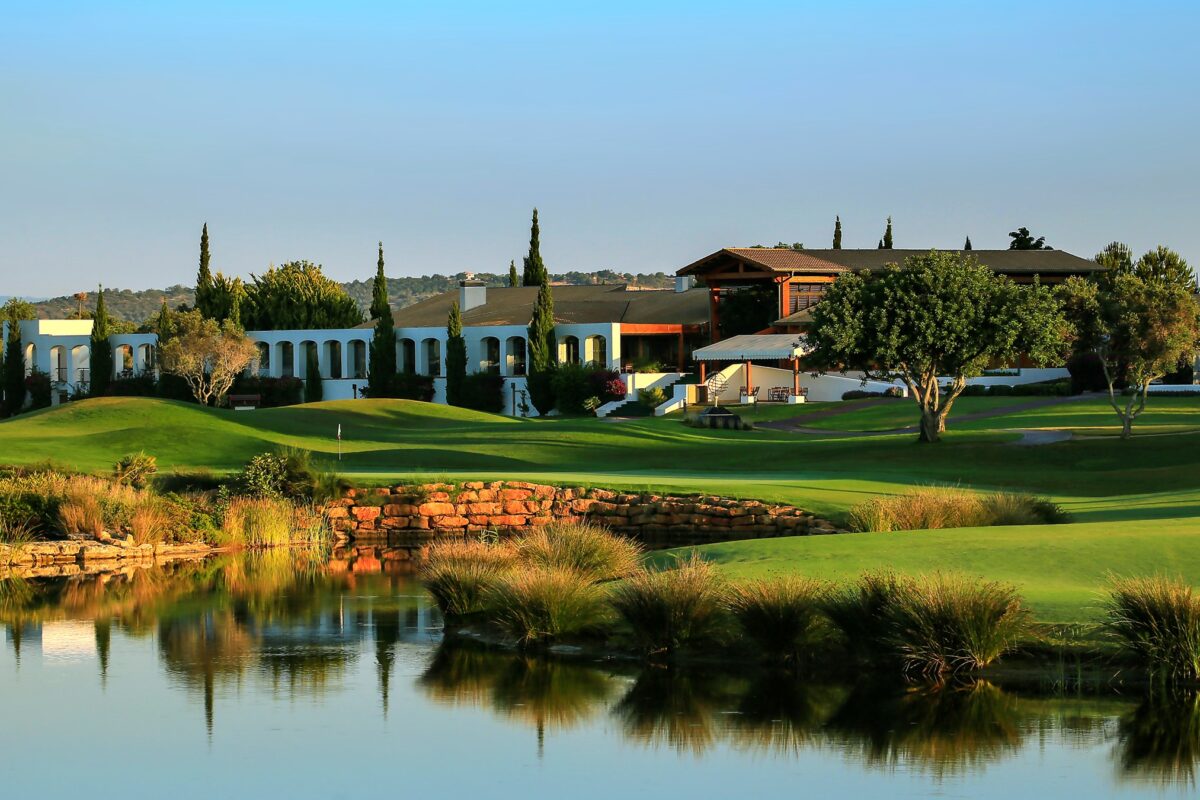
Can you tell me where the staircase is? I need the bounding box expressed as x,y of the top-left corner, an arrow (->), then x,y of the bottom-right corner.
597,373 -> 686,418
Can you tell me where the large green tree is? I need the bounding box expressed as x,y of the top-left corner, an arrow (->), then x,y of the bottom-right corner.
445,300 -> 467,406
807,251 -> 1069,443
522,208 -> 548,287
89,286 -> 113,395
1061,270 -> 1199,438
158,310 -> 257,406
526,281 -> 556,414
1008,227 -> 1051,250
508,260 -> 519,287
194,223 -> 215,317
367,242 -> 397,397
832,216 -> 842,249
241,261 -> 364,330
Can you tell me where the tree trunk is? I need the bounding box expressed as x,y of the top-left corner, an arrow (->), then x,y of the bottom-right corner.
1121,415 -> 1133,439
919,409 -> 941,443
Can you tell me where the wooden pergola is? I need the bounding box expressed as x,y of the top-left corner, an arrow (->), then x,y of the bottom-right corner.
692,334 -> 812,401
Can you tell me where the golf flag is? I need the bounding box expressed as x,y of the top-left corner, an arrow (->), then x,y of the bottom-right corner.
337,424 -> 342,440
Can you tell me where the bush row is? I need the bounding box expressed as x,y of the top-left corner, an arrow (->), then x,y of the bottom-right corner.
847,486 -> 1068,532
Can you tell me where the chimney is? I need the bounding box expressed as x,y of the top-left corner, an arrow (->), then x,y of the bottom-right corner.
674,275 -> 693,293
459,274 -> 486,311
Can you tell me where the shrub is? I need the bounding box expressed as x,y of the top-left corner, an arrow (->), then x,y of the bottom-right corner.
228,375 -> 304,407
459,373 -> 506,413
154,468 -> 225,493
25,371 -> 52,410
106,373 -> 158,397
552,363 -> 597,414
484,565 -> 612,645
611,554 -> 730,657
364,372 -> 435,401
515,521 -> 643,581
883,573 -> 1030,676
726,577 -> 834,664
221,497 -> 294,547
841,388 -> 904,400
847,487 -> 1067,532
1105,575 -> 1200,683
238,448 -> 349,502
590,370 -> 626,401
630,357 -> 664,373
112,451 -> 158,489
637,387 -> 668,408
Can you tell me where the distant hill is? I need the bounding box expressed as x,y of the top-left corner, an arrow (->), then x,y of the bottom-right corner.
28,270 -> 674,325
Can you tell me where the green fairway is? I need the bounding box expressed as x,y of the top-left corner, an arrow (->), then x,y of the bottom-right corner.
667,519 -> 1200,623
2,395 -> 1198,623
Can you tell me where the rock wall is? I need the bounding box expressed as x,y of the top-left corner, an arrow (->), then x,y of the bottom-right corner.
323,481 -> 840,541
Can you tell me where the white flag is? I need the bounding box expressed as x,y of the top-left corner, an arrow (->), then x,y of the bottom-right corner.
337,424 -> 342,440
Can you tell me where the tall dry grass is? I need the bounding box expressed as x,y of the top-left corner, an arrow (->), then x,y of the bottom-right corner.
59,495 -> 105,537
221,497 -> 294,547
847,486 -> 1067,532
726,577 -> 834,663
514,521 -> 642,581
1105,575 -> 1200,683
485,565 -> 612,644
610,554 -> 730,657
421,538 -> 519,617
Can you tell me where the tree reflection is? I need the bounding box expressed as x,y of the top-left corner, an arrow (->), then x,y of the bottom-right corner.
728,672 -> 848,755
612,668 -> 744,756
1117,690 -> 1200,787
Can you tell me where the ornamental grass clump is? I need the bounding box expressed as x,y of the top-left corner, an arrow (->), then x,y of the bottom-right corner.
611,554 -> 730,657
221,497 -> 294,547
726,577 -> 835,664
421,538 -> 518,618
1105,575 -> 1200,684
822,571 -> 905,658
515,521 -> 642,581
484,565 -> 612,645
882,573 -> 1030,677
847,486 -> 1067,532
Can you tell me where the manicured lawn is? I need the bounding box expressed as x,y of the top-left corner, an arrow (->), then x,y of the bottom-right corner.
3,395 -> 1199,625
670,518 -> 1200,624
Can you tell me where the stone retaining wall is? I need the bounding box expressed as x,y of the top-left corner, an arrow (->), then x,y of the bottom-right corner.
323,481 -> 840,540
1,541 -> 213,579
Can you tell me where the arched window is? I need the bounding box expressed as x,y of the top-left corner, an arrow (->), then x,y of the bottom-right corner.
324,340 -> 342,379
300,340 -> 319,378
506,337 -> 526,376
399,338 -> 416,374
50,346 -> 67,383
137,343 -> 156,373
350,340 -> 367,379
277,341 -> 295,378
23,343 -> 36,376
480,337 -> 500,375
586,335 -> 607,367
423,338 -> 442,376
255,342 -> 271,375
561,335 -> 580,365
71,344 -> 90,386
115,344 -> 134,377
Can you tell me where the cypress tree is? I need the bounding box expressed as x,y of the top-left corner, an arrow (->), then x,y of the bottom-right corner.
155,299 -> 175,339
304,346 -> 323,402
526,281 -> 557,414
89,286 -> 113,396
832,216 -> 842,249
508,260 -> 519,287
195,223 -> 214,317
882,216 -> 893,249
445,301 -> 467,406
964,236 -> 972,251
367,242 -> 397,396
877,239 -> 884,249
522,208 -> 548,286
1,306 -> 29,416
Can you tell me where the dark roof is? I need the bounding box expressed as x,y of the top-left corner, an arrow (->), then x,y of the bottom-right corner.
678,247 -> 1103,277
369,284 -> 710,329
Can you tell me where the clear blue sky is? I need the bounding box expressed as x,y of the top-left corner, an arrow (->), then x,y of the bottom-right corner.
2,0 -> 1197,297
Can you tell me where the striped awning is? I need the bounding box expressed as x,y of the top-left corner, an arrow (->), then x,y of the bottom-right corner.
692,334 -> 811,362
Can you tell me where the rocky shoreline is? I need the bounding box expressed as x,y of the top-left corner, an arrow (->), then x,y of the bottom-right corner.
1,540 -> 214,579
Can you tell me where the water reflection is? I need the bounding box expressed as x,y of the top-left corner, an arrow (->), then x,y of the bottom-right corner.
4,549 -> 1200,789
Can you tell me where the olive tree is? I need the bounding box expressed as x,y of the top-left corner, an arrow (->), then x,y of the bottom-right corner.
807,250 -> 1069,443
1060,271 -> 1199,438
158,310 -> 258,406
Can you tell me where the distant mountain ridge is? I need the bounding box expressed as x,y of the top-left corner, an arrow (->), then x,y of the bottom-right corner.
25,270 -> 673,324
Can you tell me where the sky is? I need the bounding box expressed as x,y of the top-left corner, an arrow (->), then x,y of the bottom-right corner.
1,0 -> 1198,297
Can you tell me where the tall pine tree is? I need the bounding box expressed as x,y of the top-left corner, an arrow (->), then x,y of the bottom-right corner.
1,301 -> 33,416
89,286 -> 113,396
526,281 -> 557,414
882,216 -> 893,249
304,345 -> 323,402
367,242 -> 397,396
832,216 -> 842,249
522,208 -> 548,286
508,260 -> 519,287
964,236 -> 973,251
195,223 -> 214,317
445,301 -> 467,406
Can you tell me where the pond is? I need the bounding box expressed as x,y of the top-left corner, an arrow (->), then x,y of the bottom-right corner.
1,548 -> 1197,799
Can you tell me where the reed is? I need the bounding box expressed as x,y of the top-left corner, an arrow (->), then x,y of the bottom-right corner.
59,495 -> 105,537
515,521 -> 643,581
726,577 -> 834,663
611,554 -> 730,657
484,565 -> 612,645
221,497 -> 294,547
